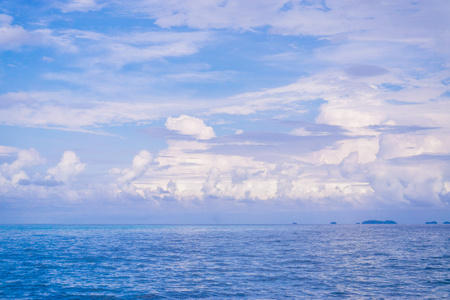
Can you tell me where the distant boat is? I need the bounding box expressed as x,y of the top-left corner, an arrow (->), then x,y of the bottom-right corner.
292,222 -> 298,225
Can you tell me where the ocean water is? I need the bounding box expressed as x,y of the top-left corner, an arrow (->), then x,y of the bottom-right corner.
0,225 -> 449,299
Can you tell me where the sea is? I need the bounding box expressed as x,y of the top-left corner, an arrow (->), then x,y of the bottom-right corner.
0,224 -> 449,299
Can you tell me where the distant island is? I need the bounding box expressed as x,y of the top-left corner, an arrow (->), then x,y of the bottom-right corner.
425,221 -> 437,224
444,221 -> 450,224
361,220 -> 397,224
330,222 -> 337,224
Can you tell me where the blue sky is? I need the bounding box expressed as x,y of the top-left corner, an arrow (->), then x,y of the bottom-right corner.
1,0 -> 450,224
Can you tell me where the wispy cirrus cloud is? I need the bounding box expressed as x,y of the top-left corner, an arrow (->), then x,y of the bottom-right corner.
57,0 -> 105,13
127,0 -> 449,50
0,91 -> 171,131
44,28 -> 212,68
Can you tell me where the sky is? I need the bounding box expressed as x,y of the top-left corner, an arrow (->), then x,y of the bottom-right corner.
0,0 -> 450,224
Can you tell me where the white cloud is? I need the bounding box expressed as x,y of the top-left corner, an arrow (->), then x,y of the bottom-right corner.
0,148 -> 45,178
289,128 -> 311,137
0,91 -> 175,131
130,0 -> 449,51
210,68 -> 450,134
42,56 -> 54,63
125,63 -> 450,208
58,0 -> 104,13
306,137 -> 379,166
0,65 -> 447,210
0,14 -> 80,53
0,14 -> 41,49
47,151 -> 86,183
50,29 -> 211,68
165,115 -> 216,140
108,150 -> 154,199
378,133 -> 445,160
0,148 -> 45,192
2,13 -> 210,65
113,150 -> 153,185
0,145 -> 20,156
164,70 -> 236,82
143,141 -> 364,205
367,159 -> 446,208
319,103 -> 385,128
0,90 -> 223,133
128,138 -> 371,207
92,31 -> 210,68
128,139 -> 278,202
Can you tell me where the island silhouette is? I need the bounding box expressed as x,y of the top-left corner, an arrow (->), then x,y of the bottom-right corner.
361,220 -> 397,224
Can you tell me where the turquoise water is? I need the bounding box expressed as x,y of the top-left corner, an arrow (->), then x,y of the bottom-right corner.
0,225 -> 449,299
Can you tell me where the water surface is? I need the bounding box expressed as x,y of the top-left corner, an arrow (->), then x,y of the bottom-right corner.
1,224 -> 449,298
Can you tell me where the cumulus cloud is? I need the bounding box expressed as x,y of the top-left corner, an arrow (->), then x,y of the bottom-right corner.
0,148 -> 45,179
46,151 -> 86,183
366,159 -> 446,208
0,148 -> 46,196
378,133 -> 445,160
106,150 -> 153,199
136,137 -> 365,206
1,67 -> 448,210
132,116 -> 449,210
113,150 -> 153,185
165,115 -> 216,140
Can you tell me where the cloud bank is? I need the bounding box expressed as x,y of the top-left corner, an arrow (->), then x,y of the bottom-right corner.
0,0 -> 449,223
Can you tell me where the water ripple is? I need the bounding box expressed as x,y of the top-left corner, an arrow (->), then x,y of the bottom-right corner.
0,224 -> 449,299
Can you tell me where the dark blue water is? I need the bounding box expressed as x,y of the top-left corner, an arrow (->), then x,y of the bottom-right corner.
0,225 -> 449,299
